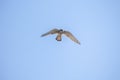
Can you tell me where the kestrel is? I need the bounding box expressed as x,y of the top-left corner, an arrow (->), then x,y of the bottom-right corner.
41,28 -> 80,44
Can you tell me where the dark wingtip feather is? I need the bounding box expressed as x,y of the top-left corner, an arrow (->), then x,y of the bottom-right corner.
41,34 -> 44,37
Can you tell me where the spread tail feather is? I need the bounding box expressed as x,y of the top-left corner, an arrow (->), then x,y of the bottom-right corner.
56,34 -> 62,41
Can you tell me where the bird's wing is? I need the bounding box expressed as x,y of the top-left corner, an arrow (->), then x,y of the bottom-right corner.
63,31 -> 80,44
41,28 -> 59,37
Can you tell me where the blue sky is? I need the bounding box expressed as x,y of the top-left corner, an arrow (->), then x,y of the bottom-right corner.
0,0 -> 120,80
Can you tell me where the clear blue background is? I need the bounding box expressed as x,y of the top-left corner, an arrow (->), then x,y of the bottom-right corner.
1,0 -> 120,80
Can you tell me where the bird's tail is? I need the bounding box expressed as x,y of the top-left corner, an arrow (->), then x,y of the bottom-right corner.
56,34 -> 62,41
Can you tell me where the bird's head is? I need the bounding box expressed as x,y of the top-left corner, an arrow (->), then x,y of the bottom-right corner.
59,29 -> 63,31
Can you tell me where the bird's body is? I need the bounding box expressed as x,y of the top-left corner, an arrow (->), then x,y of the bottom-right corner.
41,28 -> 80,44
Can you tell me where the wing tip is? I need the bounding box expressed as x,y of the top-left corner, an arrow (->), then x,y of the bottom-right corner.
41,34 -> 45,37
77,42 -> 80,45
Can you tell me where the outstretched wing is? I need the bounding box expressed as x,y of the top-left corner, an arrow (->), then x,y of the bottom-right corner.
63,31 -> 80,44
41,28 -> 59,37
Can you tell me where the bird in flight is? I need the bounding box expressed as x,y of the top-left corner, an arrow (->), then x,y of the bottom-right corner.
41,28 -> 80,44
